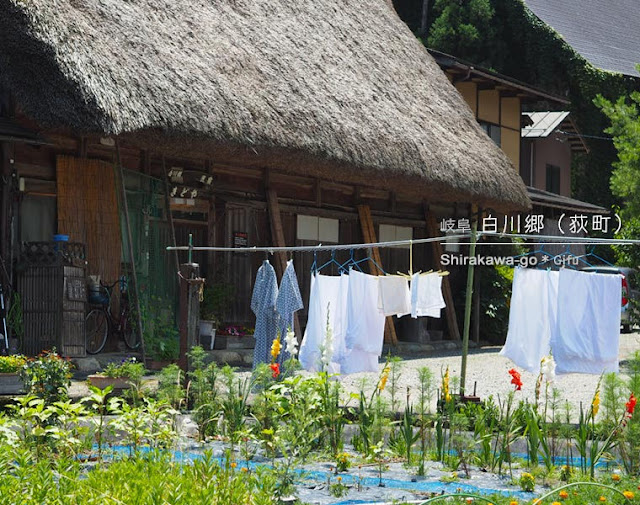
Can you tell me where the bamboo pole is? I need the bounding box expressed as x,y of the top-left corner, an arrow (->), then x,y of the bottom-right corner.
460,204 -> 478,396
115,141 -> 147,363
161,155 -> 180,272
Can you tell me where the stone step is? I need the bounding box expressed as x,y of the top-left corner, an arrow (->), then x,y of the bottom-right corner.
206,348 -> 253,367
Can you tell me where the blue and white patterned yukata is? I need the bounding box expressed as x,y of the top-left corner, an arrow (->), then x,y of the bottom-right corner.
251,260 -> 279,368
275,260 -> 304,365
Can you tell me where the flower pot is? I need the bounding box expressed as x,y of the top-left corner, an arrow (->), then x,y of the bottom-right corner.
144,359 -> 175,371
199,320 -> 217,350
0,373 -> 24,395
87,374 -> 133,390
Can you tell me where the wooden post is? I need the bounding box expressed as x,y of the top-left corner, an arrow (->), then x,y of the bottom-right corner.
357,204 -> 398,345
423,204 -> 461,341
460,205 -> 478,396
178,261 -> 201,372
115,141 -> 147,363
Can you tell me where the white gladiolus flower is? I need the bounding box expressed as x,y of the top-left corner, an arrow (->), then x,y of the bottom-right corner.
284,329 -> 298,356
540,355 -> 556,384
320,304 -> 333,371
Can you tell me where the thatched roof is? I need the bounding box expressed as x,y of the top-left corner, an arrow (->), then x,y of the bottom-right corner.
0,0 -> 530,211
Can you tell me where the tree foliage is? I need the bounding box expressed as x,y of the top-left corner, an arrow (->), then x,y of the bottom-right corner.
427,0 -> 499,67
397,0 -> 640,210
596,80 -> 640,267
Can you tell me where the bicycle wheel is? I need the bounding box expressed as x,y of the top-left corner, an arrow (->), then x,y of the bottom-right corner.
86,308 -> 108,354
122,316 -> 141,350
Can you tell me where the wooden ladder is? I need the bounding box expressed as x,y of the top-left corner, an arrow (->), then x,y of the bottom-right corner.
357,204 -> 398,346
423,204 -> 461,341
266,188 -> 301,338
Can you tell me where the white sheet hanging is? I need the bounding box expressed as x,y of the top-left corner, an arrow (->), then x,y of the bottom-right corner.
298,274 -> 348,373
341,270 -> 385,373
377,275 -> 411,317
552,269 -> 621,374
500,267 -> 558,374
410,272 -> 446,318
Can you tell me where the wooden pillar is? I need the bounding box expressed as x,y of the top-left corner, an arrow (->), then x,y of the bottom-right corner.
423,203 -> 461,341
0,142 -> 14,286
178,262 -> 201,372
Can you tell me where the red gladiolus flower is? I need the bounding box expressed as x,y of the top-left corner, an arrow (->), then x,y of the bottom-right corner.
270,363 -> 280,378
626,393 -> 636,416
508,368 -> 523,391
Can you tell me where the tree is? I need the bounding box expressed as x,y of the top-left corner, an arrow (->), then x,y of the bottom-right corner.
596,74 -> 640,266
427,0 -> 498,66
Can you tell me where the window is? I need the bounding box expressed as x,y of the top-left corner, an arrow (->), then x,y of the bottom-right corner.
296,215 -> 339,243
20,195 -> 56,242
546,164 -> 561,194
479,121 -> 501,147
378,224 -> 413,248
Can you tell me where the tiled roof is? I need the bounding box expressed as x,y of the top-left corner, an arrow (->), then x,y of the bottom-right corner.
524,0 -> 640,77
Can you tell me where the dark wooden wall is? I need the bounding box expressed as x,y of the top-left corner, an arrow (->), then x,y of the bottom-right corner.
6,126 -> 464,341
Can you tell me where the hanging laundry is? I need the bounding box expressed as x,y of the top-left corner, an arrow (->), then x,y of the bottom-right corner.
299,273 -> 348,373
552,269 -> 622,374
377,275 -> 411,317
500,267 -> 558,374
341,270 -> 385,374
410,272 -> 446,318
251,260 -> 279,368
275,260 -> 304,365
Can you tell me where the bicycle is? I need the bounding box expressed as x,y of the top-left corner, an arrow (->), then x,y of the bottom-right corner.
85,277 -> 140,354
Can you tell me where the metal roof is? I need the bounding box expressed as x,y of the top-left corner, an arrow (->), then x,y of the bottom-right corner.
523,0 -> 640,77
527,186 -> 606,214
428,49 -> 570,104
522,111 -> 570,138
522,111 -> 589,153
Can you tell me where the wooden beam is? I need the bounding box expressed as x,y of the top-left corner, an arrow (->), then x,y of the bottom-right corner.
423,203 -> 461,341
357,204 -> 398,346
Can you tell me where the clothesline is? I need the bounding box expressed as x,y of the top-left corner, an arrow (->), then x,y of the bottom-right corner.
166,231 -> 640,253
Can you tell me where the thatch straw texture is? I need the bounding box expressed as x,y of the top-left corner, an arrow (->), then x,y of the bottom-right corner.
0,0 -> 530,211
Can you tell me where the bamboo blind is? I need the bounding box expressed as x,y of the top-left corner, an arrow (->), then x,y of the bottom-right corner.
56,156 -> 122,285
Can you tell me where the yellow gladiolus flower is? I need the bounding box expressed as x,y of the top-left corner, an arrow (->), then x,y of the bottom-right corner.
270,337 -> 281,360
623,491 -> 634,499
612,474 -> 621,482
378,365 -> 390,391
552,502 -> 562,505
443,366 -> 451,402
592,389 -> 601,417
559,490 -> 569,499
599,496 -> 606,502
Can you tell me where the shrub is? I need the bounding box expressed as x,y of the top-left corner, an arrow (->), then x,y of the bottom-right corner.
101,357 -> 145,381
0,354 -> 26,373
19,349 -> 72,404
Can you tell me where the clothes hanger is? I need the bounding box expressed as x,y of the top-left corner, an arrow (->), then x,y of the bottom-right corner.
396,239 -> 415,278
317,249 -> 343,274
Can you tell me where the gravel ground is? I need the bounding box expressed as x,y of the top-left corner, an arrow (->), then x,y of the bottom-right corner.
69,332 -> 640,422
334,332 -> 640,420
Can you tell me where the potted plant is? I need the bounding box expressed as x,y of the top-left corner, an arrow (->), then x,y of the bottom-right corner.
200,280 -> 234,350
88,357 -> 145,391
0,354 -> 26,395
146,335 -> 179,370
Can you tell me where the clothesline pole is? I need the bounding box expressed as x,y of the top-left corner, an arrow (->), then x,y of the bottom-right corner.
460,205 -> 479,397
